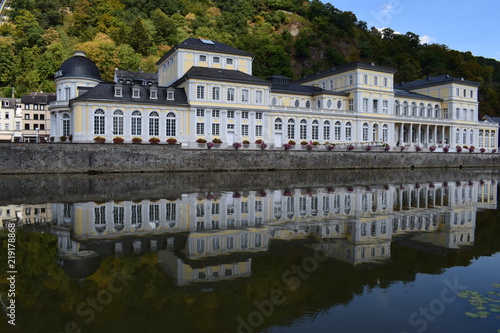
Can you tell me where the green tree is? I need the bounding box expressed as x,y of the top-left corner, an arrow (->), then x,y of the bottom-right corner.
129,17 -> 155,56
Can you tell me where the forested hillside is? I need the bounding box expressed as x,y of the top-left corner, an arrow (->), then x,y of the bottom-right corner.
1,0 -> 500,116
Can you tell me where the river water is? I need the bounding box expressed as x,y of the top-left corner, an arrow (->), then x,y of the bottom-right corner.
0,169 -> 499,333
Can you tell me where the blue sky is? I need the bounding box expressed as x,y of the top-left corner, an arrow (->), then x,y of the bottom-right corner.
327,0 -> 500,60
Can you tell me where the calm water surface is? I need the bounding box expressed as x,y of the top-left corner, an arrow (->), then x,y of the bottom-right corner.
0,169 -> 499,333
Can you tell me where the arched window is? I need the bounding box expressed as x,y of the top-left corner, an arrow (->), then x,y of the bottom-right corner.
382,124 -> 388,142
274,118 -> 282,131
113,110 -> 124,136
485,132 -> 490,148
362,123 -> 369,141
411,102 -> 417,117
305,100 -> 311,108
312,120 -> 319,140
402,102 -> 408,116
94,109 -> 105,135
479,130 -> 484,147
294,99 -> 300,107
427,104 -> 432,118
287,119 -> 295,139
62,113 -> 70,137
149,111 -> 159,136
490,132 -> 495,148
419,103 -> 425,117
316,99 -> 321,109
131,110 -> 142,136
455,129 -> 460,144
345,122 -> 352,141
334,121 -> 341,141
272,97 -> 277,106
327,99 -> 332,108
300,119 -> 307,140
394,100 -> 400,115
469,130 -> 474,145
323,120 -> 331,140
166,112 -> 176,137
462,129 -> 467,145
435,104 -> 440,118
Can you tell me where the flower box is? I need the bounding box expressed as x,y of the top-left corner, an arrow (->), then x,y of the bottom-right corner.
149,137 -> 160,144
132,137 -> 142,144
113,137 -> 124,144
166,138 -> 177,144
94,136 -> 106,143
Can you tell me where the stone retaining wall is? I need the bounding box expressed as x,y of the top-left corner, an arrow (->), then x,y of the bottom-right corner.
0,143 -> 499,174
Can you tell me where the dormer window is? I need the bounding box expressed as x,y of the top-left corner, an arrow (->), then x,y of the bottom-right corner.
150,86 -> 158,99
226,58 -> 234,65
199,55 -> 207,62
166,89 -> 175,101
213,56 -> 220,64
114,85 -> 123,97
132,86 -> 140,98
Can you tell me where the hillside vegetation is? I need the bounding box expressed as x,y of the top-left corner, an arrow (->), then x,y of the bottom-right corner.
1,0 -> 500,116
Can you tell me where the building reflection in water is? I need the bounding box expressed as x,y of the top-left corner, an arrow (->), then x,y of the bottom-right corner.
44,179 -> 497,285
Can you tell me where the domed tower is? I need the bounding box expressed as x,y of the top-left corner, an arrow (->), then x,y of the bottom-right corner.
49,51 -> 102,142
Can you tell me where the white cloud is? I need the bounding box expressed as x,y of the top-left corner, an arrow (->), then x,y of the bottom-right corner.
420,35 -> 437,44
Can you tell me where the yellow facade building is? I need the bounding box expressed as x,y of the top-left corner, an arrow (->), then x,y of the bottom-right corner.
49,38 -> 497,151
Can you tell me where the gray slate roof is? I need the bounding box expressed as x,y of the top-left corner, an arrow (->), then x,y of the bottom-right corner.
157,38 -> 254,66
394,89 -> 442,102
294,61 -> 397,84
114,70 -> 158,85
72,82 -> 188,106
398,75 -> 480,89
21,93 -> 56,105
175,66 -> 271,86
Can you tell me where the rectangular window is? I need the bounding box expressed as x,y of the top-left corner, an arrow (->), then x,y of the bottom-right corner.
114,87 -> 122,97
242,111 -> 249,119
16,122 -> 21,130
212,87 -> 220,100
212,123 -> 220,135
241,124 -> 249,136
40,114 -> 44,120
373,99 -> 378,113
374,77 -> 378,85
196,85 -> 205,99
255,125 -> 263,137
4,124 -> 9,130
196,109 -> 205,117
196,123 -> 204,135
443,108 -> 449,119
132,88 -> 140,98
213,56 -> 220,63
34,114 -> 39,120
227,88 -> 235,101
242,89 -> 249,103
25,114 -> 30,120
131,117 -> 141,136
167,91 -> 174,100
4,112 -> 8,119
455,108 -> 460,120
226,58 -> 233,65
227,111 -> 235,118
227,124 -> 235,130
24,104 -> 30,110
324,125 -> 330,140
65,87 -> 71,100
348,75 -> 353,85
149,117 -> 159,136
131,205 -> 142,225
199,55 -> 207,62
349,100 -> 354,111
212,110 -> 220,117
255,112 -> 263,120
256,91 -> 263,104
384,77 -> 388,87
300,123 -> 307,140
363,98 -> 369,112
39,124 -> 45,130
